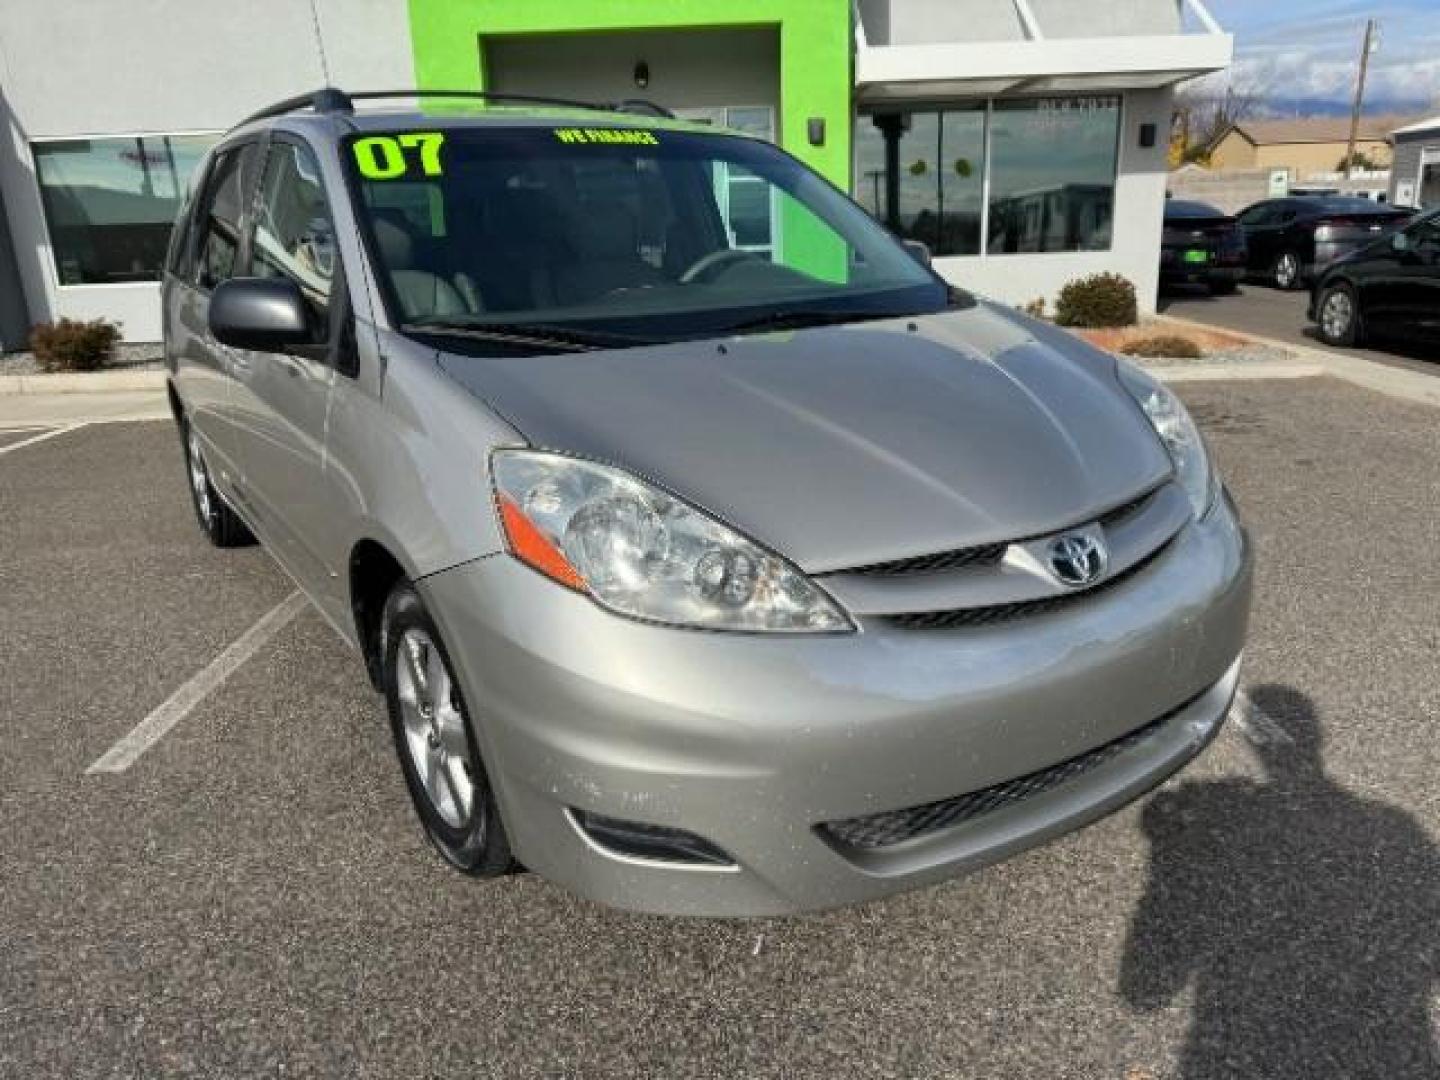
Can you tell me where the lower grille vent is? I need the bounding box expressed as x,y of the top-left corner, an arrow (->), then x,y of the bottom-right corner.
819,705 -> 1180,851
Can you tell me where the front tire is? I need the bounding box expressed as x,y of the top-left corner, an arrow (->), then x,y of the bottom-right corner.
382,582 -> 514,877
1208,276 -> 1238,296
1272,250 -> 1303,291
1316,282 -> 1363,347
181,421 -> 254,548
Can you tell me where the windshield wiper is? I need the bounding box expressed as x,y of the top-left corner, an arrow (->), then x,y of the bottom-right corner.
402,319 -> 655,353
721,308 -> 921,335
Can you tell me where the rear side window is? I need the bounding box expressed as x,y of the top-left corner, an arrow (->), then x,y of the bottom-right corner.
1236,203 -> 1273,226
252,140 -> 336,316
193,147 -> 252,290
1409,215 -> 1440,256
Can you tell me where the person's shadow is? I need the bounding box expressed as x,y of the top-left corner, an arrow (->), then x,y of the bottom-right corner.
1120,685 -> 1440,1078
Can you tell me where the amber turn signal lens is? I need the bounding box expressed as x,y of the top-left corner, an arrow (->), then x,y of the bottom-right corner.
498,495 -> 587,592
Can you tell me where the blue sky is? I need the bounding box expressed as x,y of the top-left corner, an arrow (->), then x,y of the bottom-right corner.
1200,0 -> 1440,112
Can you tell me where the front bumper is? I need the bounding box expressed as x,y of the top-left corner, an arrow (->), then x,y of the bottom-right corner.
421,494 -> 1252,916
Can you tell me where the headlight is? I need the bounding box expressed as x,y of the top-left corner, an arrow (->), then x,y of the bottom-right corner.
1117,363 -> 1216,517
491,450 -> 854,633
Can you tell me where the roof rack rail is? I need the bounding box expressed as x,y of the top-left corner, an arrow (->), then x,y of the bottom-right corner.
235,87 -> 354,129
609,98 -> 676,119
233,88 -> 674,130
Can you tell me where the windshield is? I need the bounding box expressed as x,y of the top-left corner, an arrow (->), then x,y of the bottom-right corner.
1166,201 -> 1225,219
345,124 -> 951,350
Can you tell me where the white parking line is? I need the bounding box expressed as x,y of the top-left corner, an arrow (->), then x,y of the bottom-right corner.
0,423 -> 85,457
86,591 -> 308,775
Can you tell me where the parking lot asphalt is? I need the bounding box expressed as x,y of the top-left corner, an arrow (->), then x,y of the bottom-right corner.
1,378 -> 1437,1079
1159,282 -> 1440,379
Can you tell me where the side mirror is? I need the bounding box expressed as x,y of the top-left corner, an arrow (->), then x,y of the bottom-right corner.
1391,232 -> 1412,254
901,239 -> 933,267
209,277 -> 313,352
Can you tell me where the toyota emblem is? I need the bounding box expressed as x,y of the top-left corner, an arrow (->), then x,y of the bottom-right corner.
1048,533 -> 1107,587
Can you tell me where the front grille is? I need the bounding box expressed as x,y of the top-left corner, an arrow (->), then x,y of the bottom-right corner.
819,706 -> 1178,851
882,540 -> 1168,631
843,488 -> 1159,580
849,543 -> 1007,577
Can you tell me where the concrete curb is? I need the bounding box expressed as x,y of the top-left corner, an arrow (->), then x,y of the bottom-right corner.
0,369 -> 166,396
1149,360 -> 1327,383
1155,314 -> 1440,409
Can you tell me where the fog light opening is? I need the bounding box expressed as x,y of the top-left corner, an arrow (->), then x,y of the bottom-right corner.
571,809 -> 735,868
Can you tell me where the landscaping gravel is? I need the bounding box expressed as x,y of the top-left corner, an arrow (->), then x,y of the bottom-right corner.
1133,343 -> 1297,367
0,342 -> 163,377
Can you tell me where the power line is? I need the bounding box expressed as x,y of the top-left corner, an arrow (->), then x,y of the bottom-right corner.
307,0 -> 332,85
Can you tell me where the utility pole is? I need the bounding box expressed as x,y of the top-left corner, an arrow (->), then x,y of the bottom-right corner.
1344,18 -> 1378,178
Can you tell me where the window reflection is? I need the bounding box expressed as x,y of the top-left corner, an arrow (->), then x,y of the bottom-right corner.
854,96 -> 1120,257
34,135 -> 217,285
855,110 -> 984,257
987,97 -> 1120,254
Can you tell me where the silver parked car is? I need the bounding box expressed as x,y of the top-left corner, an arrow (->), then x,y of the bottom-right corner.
164,89 -> 1252,916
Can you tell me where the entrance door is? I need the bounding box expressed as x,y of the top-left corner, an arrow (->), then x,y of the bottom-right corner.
673,107 -> 778,260
1418,148 -> 1440,209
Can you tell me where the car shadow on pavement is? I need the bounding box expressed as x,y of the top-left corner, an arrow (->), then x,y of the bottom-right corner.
1119,685 -> 1439,1079
1297,324 -> 1440,364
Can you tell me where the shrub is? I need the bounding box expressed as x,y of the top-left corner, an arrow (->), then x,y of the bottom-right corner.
1018,297 -> 1047,319
1054,273 -> 1138,329
1120,334 -> 1203,359
28,318 -> 122,373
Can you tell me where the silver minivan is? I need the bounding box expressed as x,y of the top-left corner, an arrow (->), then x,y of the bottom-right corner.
164,89 -> 1252,915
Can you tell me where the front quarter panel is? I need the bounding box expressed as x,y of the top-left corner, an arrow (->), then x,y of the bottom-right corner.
326,329 -> 524,583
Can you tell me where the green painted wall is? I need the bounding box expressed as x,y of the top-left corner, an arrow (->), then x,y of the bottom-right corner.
406,0 -> 853,191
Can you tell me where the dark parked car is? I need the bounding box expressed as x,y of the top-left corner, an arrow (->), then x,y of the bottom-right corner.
1309,207 -> 1440,348
1234,196 -> 1410,290
1160,199 -> 1246,294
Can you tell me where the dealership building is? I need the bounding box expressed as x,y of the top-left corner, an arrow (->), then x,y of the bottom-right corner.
0,0 -> 1231,347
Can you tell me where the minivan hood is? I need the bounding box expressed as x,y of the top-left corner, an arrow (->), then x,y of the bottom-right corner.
438,304 -> 1172,573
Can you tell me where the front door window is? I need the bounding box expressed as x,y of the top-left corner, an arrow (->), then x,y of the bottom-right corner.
252,141 -> 337,321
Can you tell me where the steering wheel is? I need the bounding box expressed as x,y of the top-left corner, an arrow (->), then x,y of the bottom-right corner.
680,248 -> 761,284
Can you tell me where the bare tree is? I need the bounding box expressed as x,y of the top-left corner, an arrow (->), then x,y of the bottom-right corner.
1171,83 -> 1268,166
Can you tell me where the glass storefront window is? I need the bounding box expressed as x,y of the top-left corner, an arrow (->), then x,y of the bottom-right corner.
33,134 -> 217,285
986,96 -> 1120,254
855,109 -> 984,257
854,95 -> 1121,257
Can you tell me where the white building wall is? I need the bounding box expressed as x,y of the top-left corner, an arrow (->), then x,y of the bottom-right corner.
859,0 -> 1183,46
932,88 -> 1173,315
0,0 -> 414,342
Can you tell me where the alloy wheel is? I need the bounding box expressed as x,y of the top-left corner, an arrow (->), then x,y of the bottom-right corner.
187,429 -> 213,524
1320,289 -> 1354,342
1275,253 -> 1300,289
394,627 -> 478,830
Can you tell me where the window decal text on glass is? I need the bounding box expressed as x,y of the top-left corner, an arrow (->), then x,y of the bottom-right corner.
553,128 -> 660,146
352,133 -> 446,179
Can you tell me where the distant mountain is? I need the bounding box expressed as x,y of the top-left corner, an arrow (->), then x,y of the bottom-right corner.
1253,95 -> 1436,120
